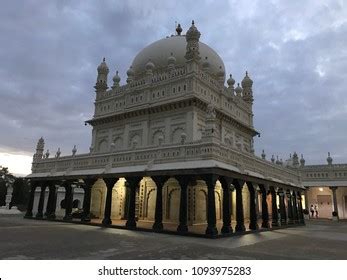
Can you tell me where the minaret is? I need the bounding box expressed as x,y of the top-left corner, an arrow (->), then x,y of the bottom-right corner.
241,71 -> 254,104
94,58 -> 109,94
126,66 -> 134,84
33,137 -> 45,161
292,152 -> 299,168
235,83 -> 242,97
300,154 -> 305,167
185,20 -> 201,61
111,70 -> 121,89
327,152 -> 333,165
227,74 -> 235,95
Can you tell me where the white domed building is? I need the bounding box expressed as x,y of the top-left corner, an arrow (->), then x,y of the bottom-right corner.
26,22 -> 305,237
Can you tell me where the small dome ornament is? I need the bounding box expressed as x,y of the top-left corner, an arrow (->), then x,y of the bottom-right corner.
186,20 -> 201,40
300,154 -> 305,167
97,57 -> 109,74
45,149 -> 50,159
241,71 -> 253,88
261,149 -> 266,160
235,83 -> 242,96
271,155 -> 275,163
112,70 -> 121,88
292,152 -> 299,167
227,74 -> 235,87
176,23 -> 182,35
275,155 -> 281,165
145,59 -> 155,71
126,66 -> 134,83
72,145 -> 77,156
327,152 -> 333,165
55,148 -> 61,158
126,65 -> 134,76
167,52 -> 176,65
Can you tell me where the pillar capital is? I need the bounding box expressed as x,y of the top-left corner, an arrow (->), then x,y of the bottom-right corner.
151,176 -> 170,189
219,176 -> 233,190
83,177 -> 98,188
329,186 -> 338,191
125,176 -> 142,188
103,177 -> 119,189
258,183 -> 269,193
201,174 -> 218,189
233,178 -> 245,189
174,175 -> 192,188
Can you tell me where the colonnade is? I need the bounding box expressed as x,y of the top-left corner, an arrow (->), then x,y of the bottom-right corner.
24,174 -> 305,237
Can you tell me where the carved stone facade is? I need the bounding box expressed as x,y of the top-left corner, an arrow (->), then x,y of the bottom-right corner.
299,155 -> 347,220
26,22 -> 305,237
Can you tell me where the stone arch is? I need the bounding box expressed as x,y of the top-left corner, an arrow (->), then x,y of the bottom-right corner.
111,189 -> 120,219
129,133 -> 141,148
195,189 -> 207,223
98,139 -> 108,153
90,179 -> 106,219
72,199 -> 81,208
145,188 -> 156,220
171,127 -> 184,144
242,183 -> 250,220
152,130 -> 165,146
111,178 -> 126,220
215,189 -> 222,220
114,137 -> 123,150
60,199 -> 66,209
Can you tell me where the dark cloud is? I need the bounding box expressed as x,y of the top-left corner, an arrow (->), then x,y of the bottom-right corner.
0,0 -> 346,167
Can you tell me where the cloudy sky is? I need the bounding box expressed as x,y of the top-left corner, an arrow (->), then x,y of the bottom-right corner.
1,0 -> 347,175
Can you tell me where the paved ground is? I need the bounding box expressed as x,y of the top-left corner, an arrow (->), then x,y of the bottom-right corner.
0,214 -> 346,259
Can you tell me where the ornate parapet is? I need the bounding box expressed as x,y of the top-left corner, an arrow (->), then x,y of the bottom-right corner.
30,141 -> 301,187
300,163 -> 347,186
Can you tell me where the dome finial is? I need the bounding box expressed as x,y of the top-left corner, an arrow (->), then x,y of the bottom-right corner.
176,23 -> 182,35
192,20 -> 195,25
103,57 -> 105,62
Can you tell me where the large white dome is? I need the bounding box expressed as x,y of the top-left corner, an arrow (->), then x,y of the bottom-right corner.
131,35 -> 225,78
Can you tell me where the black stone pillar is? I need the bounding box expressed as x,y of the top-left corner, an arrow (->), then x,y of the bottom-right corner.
279,190 -> 287,225
292,191 -> 299,223
152,176 -> 169,232
304,187 -> 309,211
125,177 -> 141,229
221,177 -> 233,235
81,178 -> 97,222
203,174 -> 218,237
271,188 -> 279,227
176,176 -> 190,234
36,184 -> 47,219
63,181 -> 74,221
234,179 -> 245,232
286,191 -> 294,225
102,178 -> 118,225
46,183 -> 57,220
25,181 -> 38,218
247,182 -> 259,230
329,187 -> 339,218
259,185 -> 270,228
297,191 -> 305,224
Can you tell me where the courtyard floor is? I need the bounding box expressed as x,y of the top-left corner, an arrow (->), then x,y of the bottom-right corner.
0,214 -> 346,259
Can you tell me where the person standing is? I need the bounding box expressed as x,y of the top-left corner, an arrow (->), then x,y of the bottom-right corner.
310,204 -> 315,218
314,204 -> 319,218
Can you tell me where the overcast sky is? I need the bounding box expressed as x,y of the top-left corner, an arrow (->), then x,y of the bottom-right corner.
1,0 -> 347,175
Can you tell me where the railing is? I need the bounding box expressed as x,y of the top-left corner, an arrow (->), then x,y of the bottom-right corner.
32,141 -> 301,185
